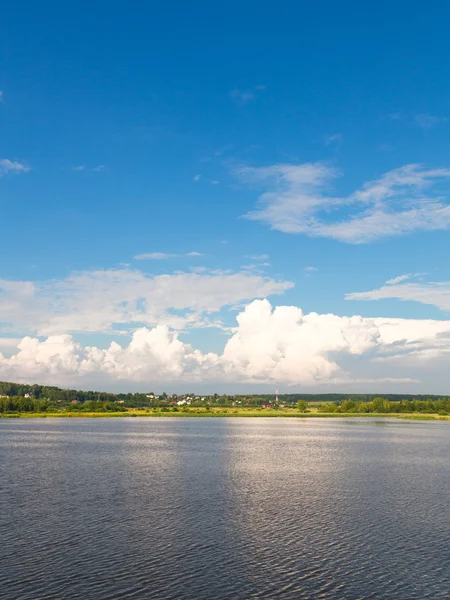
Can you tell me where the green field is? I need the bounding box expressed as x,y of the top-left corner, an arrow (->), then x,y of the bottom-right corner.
2,407 -> 449,421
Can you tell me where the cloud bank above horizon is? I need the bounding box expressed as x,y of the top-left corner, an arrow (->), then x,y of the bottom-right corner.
1,299 -> 450,392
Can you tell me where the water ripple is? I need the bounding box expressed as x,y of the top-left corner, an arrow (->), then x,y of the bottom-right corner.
1,417 -> 450,599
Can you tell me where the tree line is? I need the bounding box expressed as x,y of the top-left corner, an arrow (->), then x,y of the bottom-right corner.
2,381 -> 449,405
318,397 -> 450,415
1,379 -> 450,414
0,396 -> 129,413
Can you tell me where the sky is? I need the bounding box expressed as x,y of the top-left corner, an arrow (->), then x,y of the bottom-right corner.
1,0 -> 450,393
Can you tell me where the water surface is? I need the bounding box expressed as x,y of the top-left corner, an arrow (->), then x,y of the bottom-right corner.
1,417 -> 450,599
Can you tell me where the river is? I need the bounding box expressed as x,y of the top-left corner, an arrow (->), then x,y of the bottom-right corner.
1,417 -> 449,599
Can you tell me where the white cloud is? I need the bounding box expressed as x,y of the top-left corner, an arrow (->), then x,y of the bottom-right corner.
346,279 -> 450,311
1,299 -> 450,390
324,133 -> 342,147
387,112 -> 447,129
0,338 -> 20,350
241,162 -> 450,243
247,254 -> 270,261
305,266 -> 318,273
72,165 -> 104,172
193,174 -> 219,185
0,268 -> 293,336
134,252 -> 176,260
0,91 -> 3,103
385,274 -> 415,285
134,251 -> 203,260
0,159 -> 30,176
241,263 -> 270,272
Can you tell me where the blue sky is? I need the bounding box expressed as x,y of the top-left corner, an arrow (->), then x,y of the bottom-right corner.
1,1 -> 450,392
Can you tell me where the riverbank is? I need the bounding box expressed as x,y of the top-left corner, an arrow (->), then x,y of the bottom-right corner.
1,408 -> 449,420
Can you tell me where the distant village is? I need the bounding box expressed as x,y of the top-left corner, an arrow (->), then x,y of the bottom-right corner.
1,380 -> 449,414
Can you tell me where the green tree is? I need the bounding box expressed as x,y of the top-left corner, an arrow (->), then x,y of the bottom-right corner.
297,400 -> 307,412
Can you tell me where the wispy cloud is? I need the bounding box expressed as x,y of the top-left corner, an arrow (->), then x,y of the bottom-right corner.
385,273 -> 421,285
134,251 -> 204,260
0,268 -> 293,336
0,91 -> 3,103
414,114 -> 447,129
72,165 -> 104,173
247,254 -> 270,261
324,133 -> 342,147
0,159 -> 30,176
305,266 -> 318,273
387,112 -> 447,129
192,174 -> 218,185
240,162 -> 450,243
134,252 -> 177,260
346,277 -> 450,311
241,263 -> 271,271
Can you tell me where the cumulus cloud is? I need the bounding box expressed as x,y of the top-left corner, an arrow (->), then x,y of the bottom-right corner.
241,162 -> 450,243
0,268 -> 293,336
1,299 -> 449,389
0,159 -> 30,176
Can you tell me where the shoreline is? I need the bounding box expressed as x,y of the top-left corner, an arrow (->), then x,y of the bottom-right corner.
1,411 -> 449,421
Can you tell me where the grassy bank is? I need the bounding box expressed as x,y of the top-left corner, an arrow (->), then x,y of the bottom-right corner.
1,408 -> 449,420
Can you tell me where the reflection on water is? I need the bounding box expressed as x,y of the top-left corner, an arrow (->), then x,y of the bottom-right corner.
1,417 -> 450,599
